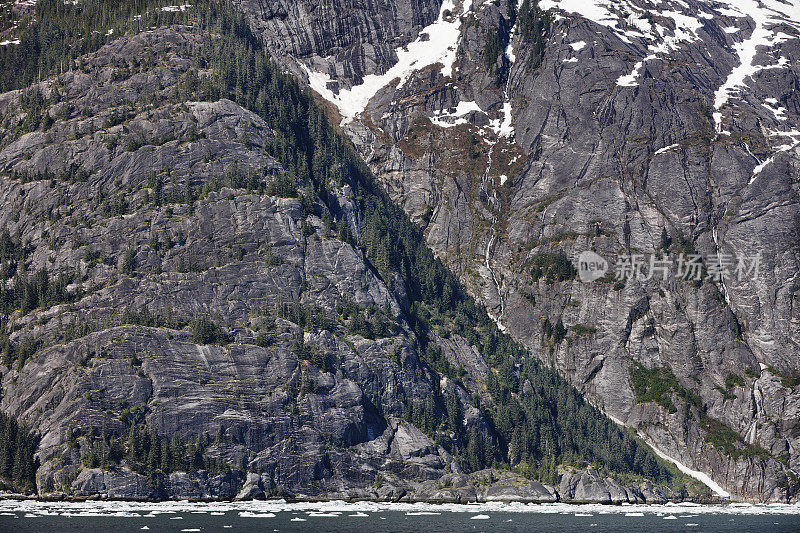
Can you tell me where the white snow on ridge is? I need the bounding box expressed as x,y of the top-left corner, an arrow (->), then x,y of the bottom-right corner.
713,0 -> 800,133
750,156 -> 775,178
539,0 -> 629,41
545,0 -> 798,96
616,8 -> 705,86
617,59 -> 646,86
496,102 -> 515,137
302,0 -> 472,124
749,130 -> 800,183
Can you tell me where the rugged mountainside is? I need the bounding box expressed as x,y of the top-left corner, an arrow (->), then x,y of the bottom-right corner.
0,0 -> 701,502
238,0 -> 800,501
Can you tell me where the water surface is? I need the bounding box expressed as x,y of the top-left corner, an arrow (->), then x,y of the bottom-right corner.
1,499 -> 798,532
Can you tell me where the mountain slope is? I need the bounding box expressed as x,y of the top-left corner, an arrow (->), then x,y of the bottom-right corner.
0,0 -> 696,501
243,0 -> 800,501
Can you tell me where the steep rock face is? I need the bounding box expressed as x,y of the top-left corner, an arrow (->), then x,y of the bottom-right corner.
232,0 -> 442,90
0,26 -> 476,499
0,17 -> 682,504
260,0 -> 800,500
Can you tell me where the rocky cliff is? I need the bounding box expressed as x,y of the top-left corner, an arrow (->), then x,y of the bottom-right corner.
242,0 -> 800,501
0,23 -> 460,499
0,1 -> 699,502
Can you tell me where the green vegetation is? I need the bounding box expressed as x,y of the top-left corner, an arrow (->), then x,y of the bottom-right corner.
339,298 -> 396,339
701,417 -> 770,460
766,366 -> 800,389
273,301 -> 325,330
529,251 -> 576,283
570,324 -> 597,337
725,373 -> 745,389
121,305 -> 188,331
629,362 -> 701,414
0,267 -> 82,315
744,368 -> 761,379
484,28 -> 503,70
517,0 -> 553,69
0,0 -> 188,94
191,316 -> 230,345
631,362 -> 771,461
542,317 -> 567,345
77,422 -> 235,475
0,412 -> 39,492
714,386 -> 736,401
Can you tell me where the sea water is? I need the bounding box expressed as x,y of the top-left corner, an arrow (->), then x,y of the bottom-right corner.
1,499 -> 799,532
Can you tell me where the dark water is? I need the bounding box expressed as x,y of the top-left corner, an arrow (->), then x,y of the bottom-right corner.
1,502 -> 799,533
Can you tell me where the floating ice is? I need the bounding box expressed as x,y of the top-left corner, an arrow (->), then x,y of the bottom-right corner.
3,499 -> 800,519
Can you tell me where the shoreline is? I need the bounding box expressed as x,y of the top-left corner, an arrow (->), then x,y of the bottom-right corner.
0,497 -> 798,515
0,494 -> 776,506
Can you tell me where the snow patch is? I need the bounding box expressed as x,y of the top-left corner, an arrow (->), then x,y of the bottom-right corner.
495,101 -> 515,138
748,130 -> 800,183
161,4 -> 191,12
655,143 -> 680,155
539,0 -> 630,41
648,444 -> 730,498
762,98 -> 787,120
713,0 -> 800,133
430,100 -> 483,129
569,40 -> 586,51
617,59 -> 646,86
302,0 -> 472,124
604,413 -> 729,497
616,9 -> 704,86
